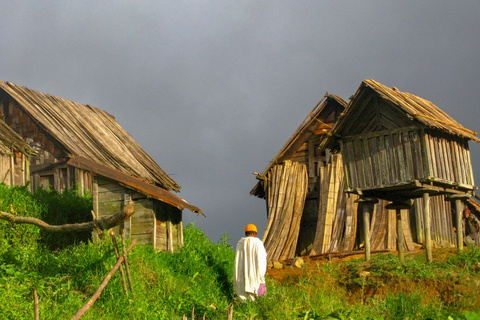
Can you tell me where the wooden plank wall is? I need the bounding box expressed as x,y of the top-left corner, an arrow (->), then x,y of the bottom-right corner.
342,127 -> 475,192
94,176 -> 183,251
95,177 -> 153,245
297,196 -> 319,256
310,154 -> 417,256
311,154 -> 362,255
367,201 -> 416,251
262,160 -> 308,261
341,127 -> 425,191
13,153 -> 25,186
0,155 -> 13,186
130,197 -> 155,245
155,201 -> 182,252
412,195 -> 455,247
0,153 -> 28,187
424,132 -> 474,187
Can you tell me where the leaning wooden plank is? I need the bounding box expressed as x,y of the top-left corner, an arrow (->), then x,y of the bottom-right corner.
263,165 -> 282,249
71,239 -> 136,320
280,162 -> 306,260
282,163 -> 308,259
268,163 -> 292,259
331,159 -> 348,252
340,194 -> 356,251
110,232 -> 128,296
278,163 -> 299,258
323,157 -> 338,252
310,163 -> 329,255
330,155 -> 343,250
121,229 -> 134,297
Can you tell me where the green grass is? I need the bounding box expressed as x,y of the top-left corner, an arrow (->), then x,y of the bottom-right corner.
0,184 -> 480,319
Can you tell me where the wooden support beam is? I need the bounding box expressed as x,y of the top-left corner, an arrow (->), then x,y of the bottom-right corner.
446,194 -> 470,254
396,209 -> 404,262
386,200 -> 412,263
423,193 -> 432,262
355,197 -> 378,261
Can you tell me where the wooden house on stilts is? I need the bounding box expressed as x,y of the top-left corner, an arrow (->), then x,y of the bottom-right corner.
0,80 -> 202,251
252,80 -> 479,262
323,80 -> 479,260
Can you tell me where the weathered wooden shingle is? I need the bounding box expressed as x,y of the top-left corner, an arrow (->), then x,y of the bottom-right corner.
0,80 -> 180,191
331,80 -> 480,145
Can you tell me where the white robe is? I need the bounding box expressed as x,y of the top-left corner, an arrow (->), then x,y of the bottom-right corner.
234,236 -> 267,301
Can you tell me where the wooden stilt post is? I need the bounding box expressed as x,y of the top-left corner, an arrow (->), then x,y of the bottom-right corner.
423,193 -> 432,262
455,198 -> 464,253
386,200 -> 412,263
446,194 -> 470,254
355,197 -> 378,262
396,208 -> 404,262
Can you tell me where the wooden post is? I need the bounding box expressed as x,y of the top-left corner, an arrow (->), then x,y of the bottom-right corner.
364,206 -> 372,262
110,232 -> 128,296
178,220 -> 184,248
355,197 -> 378,262
446,194 -> 470,254
455,198 -> 464,253
396,209 -> 404,262
166,219 -> 173,252
386,200 -> 412,263
121,229 -> 135,297
423,193 -> 432,262
33,288 -> 39,320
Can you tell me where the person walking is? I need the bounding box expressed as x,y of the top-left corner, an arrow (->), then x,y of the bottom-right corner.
234,224 -> 267,301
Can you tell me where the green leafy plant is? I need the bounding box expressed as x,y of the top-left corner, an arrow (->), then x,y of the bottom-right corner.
0,181 -> 479,319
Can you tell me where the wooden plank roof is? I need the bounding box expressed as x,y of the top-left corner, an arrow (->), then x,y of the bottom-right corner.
0,119 -> 34,156
250,93 -> 347,197
325,79 -> 480,148
68,156 -> 202,215
0,80 -> 180,191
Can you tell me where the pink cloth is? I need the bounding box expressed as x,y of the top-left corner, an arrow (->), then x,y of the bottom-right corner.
257,283 -> 267,297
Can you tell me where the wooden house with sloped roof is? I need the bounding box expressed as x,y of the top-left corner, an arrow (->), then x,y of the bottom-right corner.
252,80 -> 479,262
250,94 -> 348,261
322,79 -> 479,258
0,80 -> 202,251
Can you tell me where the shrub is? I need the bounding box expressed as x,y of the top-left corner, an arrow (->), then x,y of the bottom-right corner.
0,183 -> 43,252
33,187 -> 93,250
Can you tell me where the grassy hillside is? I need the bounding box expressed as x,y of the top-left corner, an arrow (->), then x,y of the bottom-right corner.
1,184 -> 480,319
